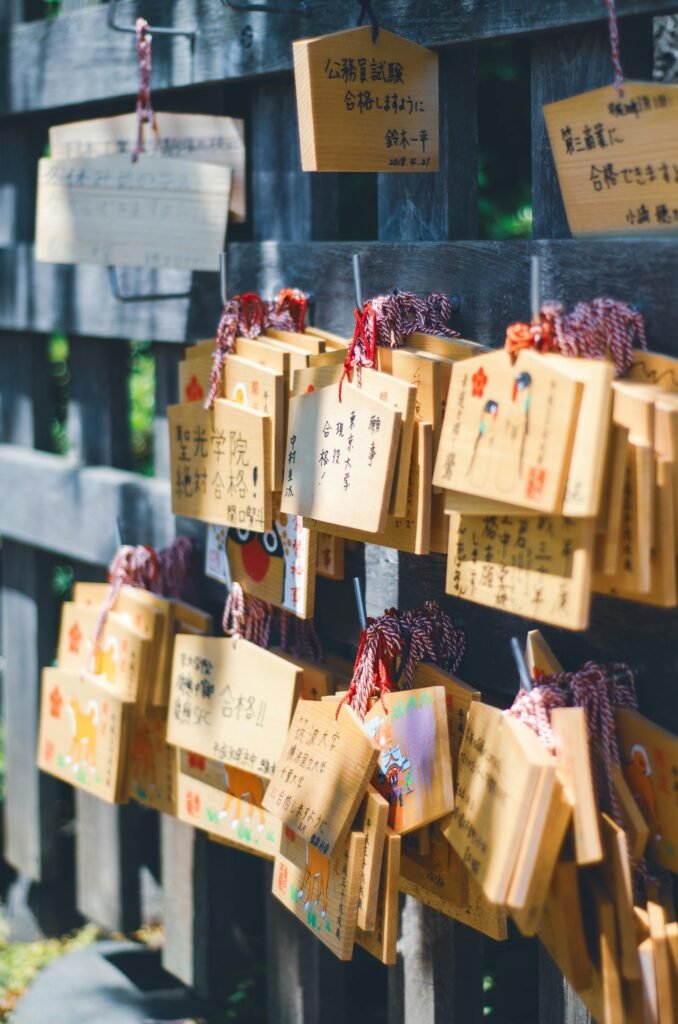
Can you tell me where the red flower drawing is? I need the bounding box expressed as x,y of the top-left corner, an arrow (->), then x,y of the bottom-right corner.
49,686 -> 63,719
471,367 -> 488,398
185,375 -> 204,402
68,622 -> 82,654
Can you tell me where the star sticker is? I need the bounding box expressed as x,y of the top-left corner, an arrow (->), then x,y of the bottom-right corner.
49,686 -> 63,719
68,622 -> 82,654
186,375 -> 204,402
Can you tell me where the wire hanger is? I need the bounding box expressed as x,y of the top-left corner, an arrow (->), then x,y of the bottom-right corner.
107,267 -> 193,304
107,0 -> 197,39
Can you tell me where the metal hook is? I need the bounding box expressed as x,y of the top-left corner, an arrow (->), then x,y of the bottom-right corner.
353,576 -> 367,631
511,636 -> 533,693
220,252 -> 229,307
530,254 -> 541,325
352,253 -> 364,310
107,0 -> 197,39
221,0 -> 312,15
107,266 -> 192,303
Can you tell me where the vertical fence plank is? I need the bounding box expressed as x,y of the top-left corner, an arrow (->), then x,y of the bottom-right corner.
66,333 -> 143,931
153,342 -> 182,482
374,44 -> 485,1024
531,14 -> 653,1024
247,72 -> 349,1024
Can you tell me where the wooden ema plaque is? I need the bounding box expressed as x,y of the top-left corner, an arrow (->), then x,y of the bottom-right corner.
399,828 -> 508,941
538,858 -> 594,998
177,750 -> 281,861
355,786 -> 389,933
167,635 -> 302,778
316,532 -> 345,580
363,686 -> 454,835
179,355 -> 211,405
281,383 -> 402,534
57,601 -> 151,703
263,700 -> 379,857
293,26 -> 438,173
49,112 -> 246,222
543,82 -> 678,237
616,707 -> 678,873
443,703 -> 559,908
434,350 -> 582,512
168,399 -> 272,531
205,511 -> 318,620
273,826 -> 366,960
223,355 -> 285,489
270,649 -> 336,702
35,155 -> 232,271
38,668 -> 132,804
355,828 -> 401,964
413,662 -> 480,776
303,420 -> 432,555
127,708 -> 177,816
359,367 -> 417,517
446,512 -> 595,630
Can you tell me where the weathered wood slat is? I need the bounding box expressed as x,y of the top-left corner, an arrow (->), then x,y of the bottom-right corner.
67,335 -> 131,468
0,445 -> 175,562
1,0 -> 677,116
1,541 -> 62,882
8,239 -> 678,346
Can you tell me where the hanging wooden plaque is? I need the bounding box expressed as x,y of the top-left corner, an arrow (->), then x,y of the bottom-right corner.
302,420 -> 432,555
38,668 -> 132,803
413,662 -> 480,776
616,708 -> 678,872
443,703 -> 554,907
399,830 -> 508,941
57,602 -> 151,703
355,786 -> 389,933
358,368 -> 417,517
49,112 -> 246,222
177,750 -> 281,860
263,700 -> 379,857
355,828 -> 401,964
35,155 -> 232,271
168,399 -> 273,531
433,350 -> 582,513
445,512 -> 595,630
280,383 -> 402,534
272,827 -> 366,960
223,354 -> 285,488
316,532 -> 345,580
293,26 -> 439,172
550,707 -> 603,866
205,510 -> 318,619
363,686 -> 454,835
167,635 -> 302,778
538,858 -> 594,997
543,82 -> 678,237
127,708 -> 177,816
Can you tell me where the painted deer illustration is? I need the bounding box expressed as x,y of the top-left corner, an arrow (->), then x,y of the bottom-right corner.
625,744 -> 662,840
90,636 -> 119,682
219,765 -> 265,830
131,721 -> 155,786
297,843 -> 330,917
66,698 -> 98,772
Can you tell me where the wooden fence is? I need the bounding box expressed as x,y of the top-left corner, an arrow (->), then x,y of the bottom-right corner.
1,1 -> 677,1021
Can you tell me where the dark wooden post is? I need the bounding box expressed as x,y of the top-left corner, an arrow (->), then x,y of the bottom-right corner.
530,14 -> 654,1024
372,46 -> 485,1024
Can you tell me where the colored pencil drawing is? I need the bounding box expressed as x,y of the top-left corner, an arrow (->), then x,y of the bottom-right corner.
365,691 -> 436,830
624,742 -> 662,840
